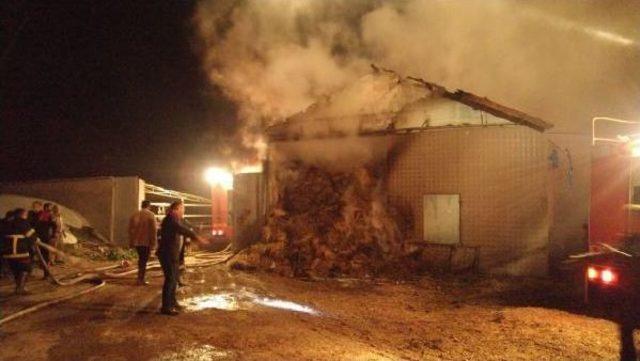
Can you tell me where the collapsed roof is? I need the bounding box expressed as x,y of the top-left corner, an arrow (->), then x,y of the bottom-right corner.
268,66 -> 552,141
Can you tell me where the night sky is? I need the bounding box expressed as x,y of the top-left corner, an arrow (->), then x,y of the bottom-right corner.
1,1 -> 236,195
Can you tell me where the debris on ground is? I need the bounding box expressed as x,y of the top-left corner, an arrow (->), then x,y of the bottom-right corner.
62,226 -> 136,263
235,163 -> 427,278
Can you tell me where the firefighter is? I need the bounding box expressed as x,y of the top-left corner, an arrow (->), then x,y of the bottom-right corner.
128,200 -> 157,285
157,200 -> 204,315
0,210 -> 17,279
1,208 -> 37,295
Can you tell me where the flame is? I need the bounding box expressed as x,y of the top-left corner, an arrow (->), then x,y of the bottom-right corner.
204,167 -> 234,190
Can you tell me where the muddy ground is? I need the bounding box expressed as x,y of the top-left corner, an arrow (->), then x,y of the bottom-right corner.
0,261 -> 637,361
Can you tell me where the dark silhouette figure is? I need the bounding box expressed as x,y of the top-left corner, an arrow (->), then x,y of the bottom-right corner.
618,282 -> 640,360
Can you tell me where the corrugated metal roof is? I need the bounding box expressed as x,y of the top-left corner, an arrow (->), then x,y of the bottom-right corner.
408,76 -> 552,132
268,67 -> 553,140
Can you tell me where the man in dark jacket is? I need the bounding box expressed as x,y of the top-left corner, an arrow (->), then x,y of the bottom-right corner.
158,200 -> 203,315
2,209 -> 37,294
27,201 -> 43,228
0,210 -> 17,279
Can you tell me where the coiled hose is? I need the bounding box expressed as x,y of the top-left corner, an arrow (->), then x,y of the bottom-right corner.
0,241 -> 236,325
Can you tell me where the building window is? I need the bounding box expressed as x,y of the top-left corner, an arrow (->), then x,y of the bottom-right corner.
423,194 -> 460,245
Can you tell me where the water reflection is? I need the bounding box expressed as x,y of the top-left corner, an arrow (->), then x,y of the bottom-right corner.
185,293 -> 240,311
154,344 -> 232,361
182,289 -> 319,315
253,296 -> 318,314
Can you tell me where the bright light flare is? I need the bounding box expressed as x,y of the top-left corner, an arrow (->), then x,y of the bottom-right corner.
236,164 -> 263,174
601,269 -> 615,284
253,297 -> 319,315
182,291 -> 319,315
185,293 -> 239,311
587,267 -> 598,280
631,145 -> 640,158
522,7 -> 638,48
589,29 -> 635,47
204,167 -> 233,190
156,344 -> 231,361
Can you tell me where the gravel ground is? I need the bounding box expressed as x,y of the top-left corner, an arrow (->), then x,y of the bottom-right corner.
0,264 -> 636,360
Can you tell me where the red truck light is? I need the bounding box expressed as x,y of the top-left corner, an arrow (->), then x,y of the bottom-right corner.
587,266 -> 618,284
601,269 -> 616,284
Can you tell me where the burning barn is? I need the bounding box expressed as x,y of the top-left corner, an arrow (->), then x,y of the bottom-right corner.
242,68 -> 564,277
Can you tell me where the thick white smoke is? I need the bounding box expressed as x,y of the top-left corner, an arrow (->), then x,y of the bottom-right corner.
194,0 -> 375,124
194,0 -> 640,143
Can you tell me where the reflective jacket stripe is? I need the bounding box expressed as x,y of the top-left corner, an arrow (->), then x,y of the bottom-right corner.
3,234 -> 30,259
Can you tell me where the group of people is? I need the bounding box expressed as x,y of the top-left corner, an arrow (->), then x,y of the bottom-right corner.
0,198 -> 202,316
128,200 -> 204,316
0,201 -> 65,294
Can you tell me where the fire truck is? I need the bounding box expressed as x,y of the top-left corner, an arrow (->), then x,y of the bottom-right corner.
582,117 -> 640,303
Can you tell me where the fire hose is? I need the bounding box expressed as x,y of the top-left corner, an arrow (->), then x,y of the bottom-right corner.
0,241 -> 236,326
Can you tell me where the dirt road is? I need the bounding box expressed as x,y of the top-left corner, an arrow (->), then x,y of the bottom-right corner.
0,265 -> 633,360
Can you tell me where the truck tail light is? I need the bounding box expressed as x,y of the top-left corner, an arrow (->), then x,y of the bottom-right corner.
601,269 -> 616,284
588,266 -> 618,285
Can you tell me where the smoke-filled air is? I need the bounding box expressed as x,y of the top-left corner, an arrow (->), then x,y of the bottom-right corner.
194,0 -> 640,151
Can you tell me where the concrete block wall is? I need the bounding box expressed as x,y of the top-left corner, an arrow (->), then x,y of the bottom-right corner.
387,126 -> 552,276
546,133 -> 591,270
0,176 -> 143,245
113,177 -> 145,245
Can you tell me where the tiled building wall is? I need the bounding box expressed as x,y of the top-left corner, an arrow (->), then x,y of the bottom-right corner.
546,134 -> 591,272
387,126 -> 552,275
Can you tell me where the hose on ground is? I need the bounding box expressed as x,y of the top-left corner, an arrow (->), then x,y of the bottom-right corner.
0,279 -> 105,325
0,241 -> 236,326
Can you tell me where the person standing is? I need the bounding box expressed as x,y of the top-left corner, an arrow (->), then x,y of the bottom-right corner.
128,200 -> 157,286
50,205 -> 65,264
26,201 -> 43,276
28,201 -> 43,228
158,200 -> 203,315
0,210 -> 17,279
1,209 -> 37,295
36,203 -> 54,279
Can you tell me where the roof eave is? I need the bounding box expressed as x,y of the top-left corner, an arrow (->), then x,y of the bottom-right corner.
446,90 -> 553,132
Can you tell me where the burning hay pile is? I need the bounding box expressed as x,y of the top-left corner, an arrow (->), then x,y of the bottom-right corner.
237,162 -> 420,278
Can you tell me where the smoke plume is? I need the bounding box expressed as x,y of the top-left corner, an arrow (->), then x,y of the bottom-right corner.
194,0 -> 640,156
